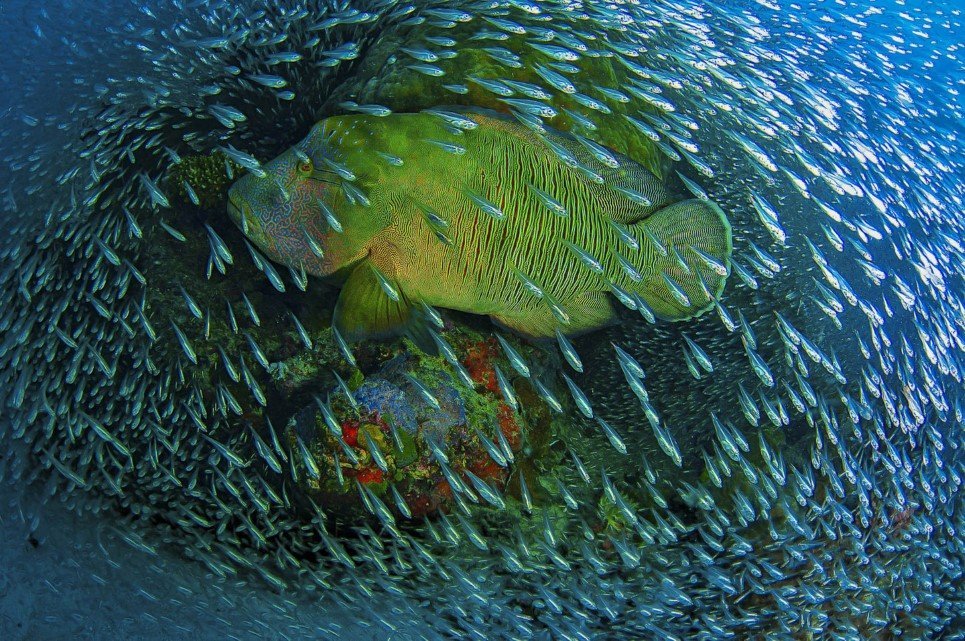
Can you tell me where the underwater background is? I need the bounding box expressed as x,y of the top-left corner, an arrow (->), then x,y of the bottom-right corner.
0,0 -> 961,640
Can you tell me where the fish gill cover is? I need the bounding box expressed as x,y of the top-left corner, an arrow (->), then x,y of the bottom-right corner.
0,0 -> 961,639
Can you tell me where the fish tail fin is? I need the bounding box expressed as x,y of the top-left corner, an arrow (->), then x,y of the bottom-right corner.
626,199 -> 732,320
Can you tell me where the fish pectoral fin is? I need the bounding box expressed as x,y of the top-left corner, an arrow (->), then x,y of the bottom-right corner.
403,306 -> 442,355
332,261 -> 413,342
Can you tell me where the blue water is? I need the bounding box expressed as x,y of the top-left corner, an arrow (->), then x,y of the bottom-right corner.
0,1 -> 961,640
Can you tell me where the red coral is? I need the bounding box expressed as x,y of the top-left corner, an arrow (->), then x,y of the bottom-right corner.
403,482 -> 454,519
340,420 -> 359,448
497,402 -> 521,451
433,479 -> 453,502
469,456 -> 507,486
339,411 -> 389,449
462,338 -> 500,394
355,467 -> 384,485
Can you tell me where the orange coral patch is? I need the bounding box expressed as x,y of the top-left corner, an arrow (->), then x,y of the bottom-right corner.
355,467 -> 384,485
462,338 -> 500,394
497,403 -> 521,451
470,456 -> 508,486
433,479 -> 453,502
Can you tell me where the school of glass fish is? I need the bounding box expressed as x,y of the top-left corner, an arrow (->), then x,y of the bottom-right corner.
0,0 -> 961,639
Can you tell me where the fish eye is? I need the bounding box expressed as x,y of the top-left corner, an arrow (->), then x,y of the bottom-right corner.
297,159 -> 313,174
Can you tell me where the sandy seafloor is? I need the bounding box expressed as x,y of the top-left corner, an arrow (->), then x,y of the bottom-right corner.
0,480 -> 440,640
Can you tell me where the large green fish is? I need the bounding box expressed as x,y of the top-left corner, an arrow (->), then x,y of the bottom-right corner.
227,110 -> 732,340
